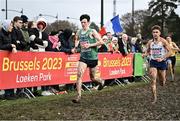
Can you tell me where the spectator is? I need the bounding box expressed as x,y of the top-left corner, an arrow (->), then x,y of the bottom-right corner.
58,29 -> 80,91
106,32 -> 113,43
111,37 -> 120,53
118,33 -> 132,84
29,17 -> 48,52
28,21 -> 36,30
59,29 -> 80,54
0,20 -> 17,100
20,15 -> 30,51
98,35 -> 108,52
28,17 -> 53,96
130,37 -> 137,53
46,31 -> 61,52
44,31 -> 62,92
135,34 -> 143,53
11,16 -> 27,51
118,33 -> 132,56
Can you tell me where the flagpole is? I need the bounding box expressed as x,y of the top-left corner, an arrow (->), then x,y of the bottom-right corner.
132,0 -> 135,36
101,0 -> 104,28
5,0 -> 8,19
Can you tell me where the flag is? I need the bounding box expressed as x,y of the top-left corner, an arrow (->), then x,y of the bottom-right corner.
99,15 -> 123,36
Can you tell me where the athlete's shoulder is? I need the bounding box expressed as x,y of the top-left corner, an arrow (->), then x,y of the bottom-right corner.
90,28 -> 99,36
90,28 -> 97,33
147,39 -> 153,44
171,41 -> 176,45
160,37 -> 168,45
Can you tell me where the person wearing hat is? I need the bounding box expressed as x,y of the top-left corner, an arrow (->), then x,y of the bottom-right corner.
98,35 -> 108,52
0,20 -> 17,100
28,17 -> 53,95
28,17 -> 48,51
20,15 -> 30,51
0,19 -> 17,52
111,37 -> 120,53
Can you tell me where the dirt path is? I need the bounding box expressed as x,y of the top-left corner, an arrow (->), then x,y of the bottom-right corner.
0,71 -> 179,120
64,78 -> 180,120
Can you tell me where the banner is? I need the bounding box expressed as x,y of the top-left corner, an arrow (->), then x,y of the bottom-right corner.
133,53 -> 144,76
0,51 -> 133,89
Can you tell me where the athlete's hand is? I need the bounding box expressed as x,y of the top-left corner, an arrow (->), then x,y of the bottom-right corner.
142,53 -> 146,58
71,48 -> 76,54
82,43 -> 90,49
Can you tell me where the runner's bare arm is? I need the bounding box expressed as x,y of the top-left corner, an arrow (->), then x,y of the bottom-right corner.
142,40 -> 152,57
172,42 -> 180,51
162,38 -> 172,59
89,29 -> 104,47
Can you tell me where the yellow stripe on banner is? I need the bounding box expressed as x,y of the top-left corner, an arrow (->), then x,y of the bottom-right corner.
70,75 -> 77,81
65,62 -> 78,68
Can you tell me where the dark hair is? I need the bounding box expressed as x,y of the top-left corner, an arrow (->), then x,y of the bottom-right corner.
151,25 -> 161,31
21,15 -> 28,23
28,21 -> 34,29
63,28 -> 73,40
80,14 -> 90,22
13,16 -> 23,22
50,31 -> 59,36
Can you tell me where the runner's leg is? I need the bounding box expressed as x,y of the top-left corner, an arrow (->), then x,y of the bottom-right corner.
73,61 -> 87,103
149,67 -> 158,104
171,56 -> 176,80
167,59 -> 174,81
89,66 -> 104,90
158,70 -> 166,86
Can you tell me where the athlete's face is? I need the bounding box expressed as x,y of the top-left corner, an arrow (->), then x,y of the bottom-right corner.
152,29 -> 161,39
81,19 -> 89,30
166,36 -> 172,43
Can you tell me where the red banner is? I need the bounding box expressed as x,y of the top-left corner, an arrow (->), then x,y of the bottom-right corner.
0,51 -> 133,89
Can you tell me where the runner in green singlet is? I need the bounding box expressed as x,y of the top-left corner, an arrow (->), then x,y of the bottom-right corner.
72,14 -> 105,103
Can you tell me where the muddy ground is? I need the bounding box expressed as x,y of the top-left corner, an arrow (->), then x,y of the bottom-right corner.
0,64 -> 180,120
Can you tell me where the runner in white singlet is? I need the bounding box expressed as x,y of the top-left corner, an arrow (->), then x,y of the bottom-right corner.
143,25 -> 172,104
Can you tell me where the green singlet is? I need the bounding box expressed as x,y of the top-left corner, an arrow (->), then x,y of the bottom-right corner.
78,28 -> 98,60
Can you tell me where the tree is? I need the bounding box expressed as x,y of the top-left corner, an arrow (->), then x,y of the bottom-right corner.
148,0 -> 177,36
120,10 -> 150,36
90,22 -> 99,32
45,20 -> 79,34
166,10 -> 180,43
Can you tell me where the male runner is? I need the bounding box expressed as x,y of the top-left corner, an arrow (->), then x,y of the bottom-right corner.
72,14 -> 105,103
166,36 -> 180,81
144,25 -> 172,104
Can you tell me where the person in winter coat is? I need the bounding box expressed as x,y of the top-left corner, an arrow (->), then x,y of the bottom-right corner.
0,20 -> 17,100
11,16 -> 27,51
59,29 -> 80,54
28,17 -> 48,52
